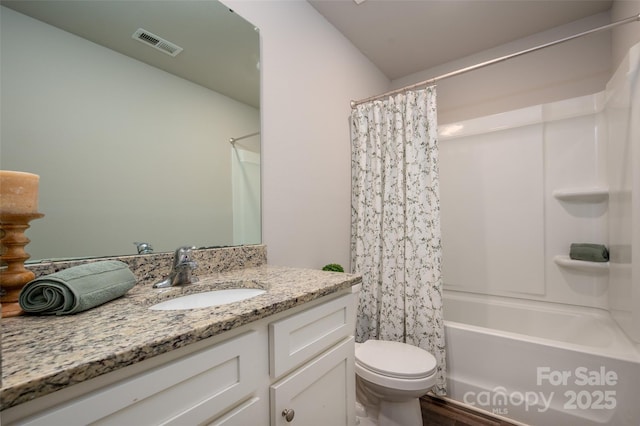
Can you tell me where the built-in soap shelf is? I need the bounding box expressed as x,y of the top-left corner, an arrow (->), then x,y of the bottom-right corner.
554,255 -> 609,273
553,186 -> 609,274
552,187 -> 609,203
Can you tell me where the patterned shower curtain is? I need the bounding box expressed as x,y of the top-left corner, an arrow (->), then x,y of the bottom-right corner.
350,86 -> 446,395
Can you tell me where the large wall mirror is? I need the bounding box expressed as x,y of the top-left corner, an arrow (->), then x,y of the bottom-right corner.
1,0 -> 261,262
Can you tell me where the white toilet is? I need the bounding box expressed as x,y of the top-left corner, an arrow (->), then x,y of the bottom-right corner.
354,339 -> 437,426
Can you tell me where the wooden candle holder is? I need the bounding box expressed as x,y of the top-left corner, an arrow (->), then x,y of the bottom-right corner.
1,212 -> 44,317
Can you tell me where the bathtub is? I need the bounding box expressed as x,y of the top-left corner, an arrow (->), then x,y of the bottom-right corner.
443,290 -> 640,425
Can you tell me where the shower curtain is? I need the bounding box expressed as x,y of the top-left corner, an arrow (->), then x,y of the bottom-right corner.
350,86 -> 446,395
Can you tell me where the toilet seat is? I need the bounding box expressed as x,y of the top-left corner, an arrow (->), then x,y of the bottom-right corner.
355,340 -> 437,379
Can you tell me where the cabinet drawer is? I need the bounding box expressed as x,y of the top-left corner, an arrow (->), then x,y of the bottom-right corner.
16,331 -> 262,426
269,293 -> 354,378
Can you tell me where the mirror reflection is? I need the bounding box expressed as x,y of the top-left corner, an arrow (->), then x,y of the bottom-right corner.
0,0 -> 261,262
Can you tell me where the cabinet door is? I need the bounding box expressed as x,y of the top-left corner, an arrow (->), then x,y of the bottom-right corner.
270,337 -> 355,426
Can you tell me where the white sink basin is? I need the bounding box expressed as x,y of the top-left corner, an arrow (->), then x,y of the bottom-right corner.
149,288 -> 266,311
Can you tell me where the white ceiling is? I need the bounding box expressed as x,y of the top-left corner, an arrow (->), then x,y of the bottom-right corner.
3,0 -> 615,106
308,0 -> 613,80
1,0 -> 261,108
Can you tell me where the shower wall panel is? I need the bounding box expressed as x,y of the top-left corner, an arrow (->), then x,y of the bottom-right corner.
607,41 -> 640,342
440,94 -> 609,308
439,120 -> 545,296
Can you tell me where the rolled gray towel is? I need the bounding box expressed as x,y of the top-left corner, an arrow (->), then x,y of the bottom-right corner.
569,243 -> 609,262
19,261 -> 136,315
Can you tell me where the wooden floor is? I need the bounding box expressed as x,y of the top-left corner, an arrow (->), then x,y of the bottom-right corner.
420,395 -> 523,426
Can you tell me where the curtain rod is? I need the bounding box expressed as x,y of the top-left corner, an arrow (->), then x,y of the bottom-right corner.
229,131 -> 260,144
351,13 -> 640,108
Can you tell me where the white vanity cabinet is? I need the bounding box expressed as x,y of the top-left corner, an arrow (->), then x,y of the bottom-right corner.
2,290 -> 356,426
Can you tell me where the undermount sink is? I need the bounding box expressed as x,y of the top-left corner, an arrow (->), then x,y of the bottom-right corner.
149,288 -> 266,311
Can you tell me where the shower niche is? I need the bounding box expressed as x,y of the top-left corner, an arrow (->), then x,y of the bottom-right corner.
553,186 -> 610,273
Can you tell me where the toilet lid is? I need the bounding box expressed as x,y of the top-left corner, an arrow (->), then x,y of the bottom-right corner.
355,340 -> 437,379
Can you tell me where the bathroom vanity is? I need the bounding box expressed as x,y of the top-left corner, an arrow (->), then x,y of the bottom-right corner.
1,250 -> 361,426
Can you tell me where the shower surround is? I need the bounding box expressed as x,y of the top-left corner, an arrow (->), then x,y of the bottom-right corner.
437,42 -> 640,425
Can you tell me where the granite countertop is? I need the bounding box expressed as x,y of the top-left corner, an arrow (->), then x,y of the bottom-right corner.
1,265 -> 361,410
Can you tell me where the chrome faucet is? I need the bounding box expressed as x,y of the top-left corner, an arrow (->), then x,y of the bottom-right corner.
134,241 -> 154,254
153,246 -> 199,288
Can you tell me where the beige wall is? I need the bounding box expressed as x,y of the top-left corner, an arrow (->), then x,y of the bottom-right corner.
612,0 -> 640,67
391,12 -> 613,124
222,1 -> 639,271
224,1 -> 389,270
392,2 -> 640,125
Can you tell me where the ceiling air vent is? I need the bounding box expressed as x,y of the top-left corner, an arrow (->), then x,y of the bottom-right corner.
132,28 -> 183,57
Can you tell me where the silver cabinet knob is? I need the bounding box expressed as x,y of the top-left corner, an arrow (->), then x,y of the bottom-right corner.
282,408 -> 295,422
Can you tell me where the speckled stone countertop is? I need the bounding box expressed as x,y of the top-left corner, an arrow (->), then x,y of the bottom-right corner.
1,246 -> 361,410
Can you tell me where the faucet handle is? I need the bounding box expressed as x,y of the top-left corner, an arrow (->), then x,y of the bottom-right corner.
174,251 -> 199,285
134,242 -> 153,254
173,245 -> 196,266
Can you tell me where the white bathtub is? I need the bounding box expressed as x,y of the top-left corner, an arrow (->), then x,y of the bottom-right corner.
443,290 -> 640,425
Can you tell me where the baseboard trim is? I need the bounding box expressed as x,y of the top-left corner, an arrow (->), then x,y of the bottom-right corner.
420,393 -> 527,426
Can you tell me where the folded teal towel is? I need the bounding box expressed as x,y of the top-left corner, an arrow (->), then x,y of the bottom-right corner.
19,261 -> 136,315
570,243 -> 609,262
